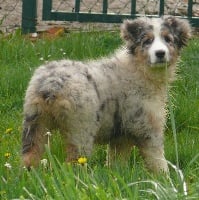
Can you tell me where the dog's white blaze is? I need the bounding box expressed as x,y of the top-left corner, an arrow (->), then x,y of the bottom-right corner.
148,20 -> 170,64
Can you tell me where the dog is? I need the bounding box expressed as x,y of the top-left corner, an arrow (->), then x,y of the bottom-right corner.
22,16 -> 191,173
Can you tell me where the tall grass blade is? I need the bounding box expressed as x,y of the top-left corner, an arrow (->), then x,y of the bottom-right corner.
168,95 -> 179,169
165,63 -> 179,169
23,187 -> 37,200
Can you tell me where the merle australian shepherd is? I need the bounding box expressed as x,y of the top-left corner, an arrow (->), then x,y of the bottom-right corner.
22,16 -> 191,173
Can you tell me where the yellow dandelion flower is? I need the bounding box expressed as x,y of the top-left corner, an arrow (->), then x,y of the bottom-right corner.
4,152 -> 11,158
5,128 -> 13,134
77,157 -> 87,165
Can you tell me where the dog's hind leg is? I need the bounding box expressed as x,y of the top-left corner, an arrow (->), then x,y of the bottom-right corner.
22,106 -> 47,169
61,118 -> 97,163
64,130 -> 96,163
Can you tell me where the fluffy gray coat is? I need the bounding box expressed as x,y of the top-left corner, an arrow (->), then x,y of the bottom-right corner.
22,16 -> 191,173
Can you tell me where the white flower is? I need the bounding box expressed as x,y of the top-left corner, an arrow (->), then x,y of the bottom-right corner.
40,159 -> 48,168
39,57 -> 44,61
4,162 -> 12,169
31,32 -> 38,38
45,131 -> 52,136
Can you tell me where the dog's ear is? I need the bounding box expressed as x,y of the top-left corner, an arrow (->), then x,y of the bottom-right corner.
163,16 -> 192,49
121,18 -> 147,42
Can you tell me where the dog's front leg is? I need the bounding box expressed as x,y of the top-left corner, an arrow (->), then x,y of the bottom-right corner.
64,126 -> 96,163
138,137 -> 169,174
126,105 -> 169,173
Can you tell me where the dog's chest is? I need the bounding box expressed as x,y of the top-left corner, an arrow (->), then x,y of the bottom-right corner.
95,88 -> 166,143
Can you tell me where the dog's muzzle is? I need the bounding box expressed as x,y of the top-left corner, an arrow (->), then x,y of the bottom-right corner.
149,49 -> 170,68
155,50 -> 166,61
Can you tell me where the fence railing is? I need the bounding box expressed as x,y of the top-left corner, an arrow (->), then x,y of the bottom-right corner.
22,0 -> 199,33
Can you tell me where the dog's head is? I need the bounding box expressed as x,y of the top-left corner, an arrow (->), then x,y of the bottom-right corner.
121,16 -> 191,67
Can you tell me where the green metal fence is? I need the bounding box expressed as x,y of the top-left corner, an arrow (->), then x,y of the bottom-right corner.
22,0 -> 199,33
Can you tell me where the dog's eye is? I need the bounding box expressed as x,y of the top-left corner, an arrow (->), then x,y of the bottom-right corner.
143,38 -> 154,46
164,36 -> 172,43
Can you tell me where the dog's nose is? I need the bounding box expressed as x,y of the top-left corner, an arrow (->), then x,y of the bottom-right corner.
155,50 -> 165,59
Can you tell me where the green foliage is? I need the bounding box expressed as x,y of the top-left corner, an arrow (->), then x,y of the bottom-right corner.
0,31 -> 198,199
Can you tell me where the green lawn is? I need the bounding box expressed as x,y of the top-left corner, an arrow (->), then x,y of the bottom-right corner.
0,31 -> 198,199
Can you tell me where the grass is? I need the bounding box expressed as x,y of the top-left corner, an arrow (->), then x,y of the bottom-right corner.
0,30 -> 198,199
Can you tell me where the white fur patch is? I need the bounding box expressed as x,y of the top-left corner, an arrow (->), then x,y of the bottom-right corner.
148,19 -> 170,66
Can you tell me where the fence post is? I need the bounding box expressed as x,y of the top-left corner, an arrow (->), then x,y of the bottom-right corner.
159,0 -> 164,16
22,0 -> 37,33
43,0 -> 52,20
131,0 -> 136,15
103,0 -> 108,14
187,0 -> 193,19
